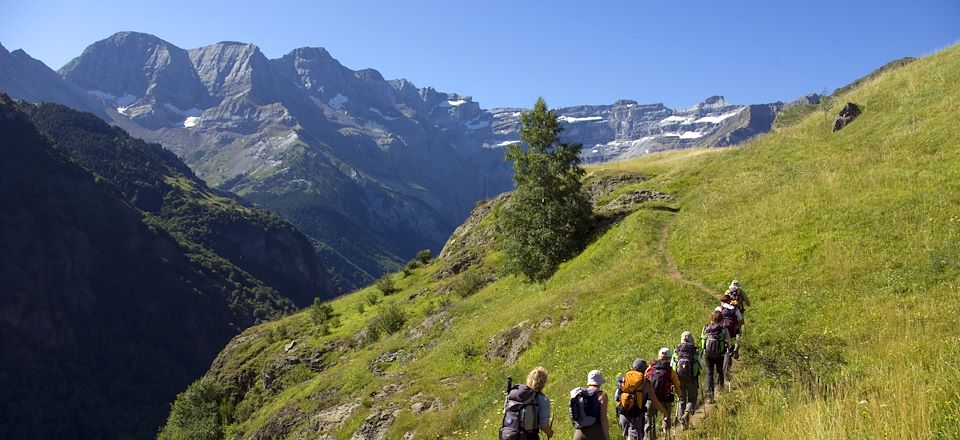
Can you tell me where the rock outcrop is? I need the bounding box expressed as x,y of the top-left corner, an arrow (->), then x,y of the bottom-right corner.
832,102 -> 862,132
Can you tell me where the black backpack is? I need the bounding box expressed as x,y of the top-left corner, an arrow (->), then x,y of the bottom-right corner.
675,342 -> 698,378
501,384 -> 539,440
704,324 -> 725,359
569,387 -> 601,429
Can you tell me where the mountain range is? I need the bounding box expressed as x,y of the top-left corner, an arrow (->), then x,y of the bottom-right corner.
0,32 -> 811,289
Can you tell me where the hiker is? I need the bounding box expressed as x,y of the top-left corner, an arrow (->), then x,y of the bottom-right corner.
570,370 -> 610,440
715,294 -> 744,362
644,348 -> 681,440
701,311 -> 731,403
616,359 -> 667,440
726,280 -> 750,313
671,331 -> 702,430
501,367 -> 554,440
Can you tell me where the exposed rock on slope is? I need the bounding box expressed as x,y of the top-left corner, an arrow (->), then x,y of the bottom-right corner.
0,42 -> 103,116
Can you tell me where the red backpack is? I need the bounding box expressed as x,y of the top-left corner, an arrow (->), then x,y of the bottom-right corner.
645,361 -> 673,401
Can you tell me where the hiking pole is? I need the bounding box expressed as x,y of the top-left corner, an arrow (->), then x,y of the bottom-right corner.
499,377 -> 511,440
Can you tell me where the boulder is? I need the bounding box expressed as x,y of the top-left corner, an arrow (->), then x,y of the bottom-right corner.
832,102 -> 862,132
487,321 -> 535,365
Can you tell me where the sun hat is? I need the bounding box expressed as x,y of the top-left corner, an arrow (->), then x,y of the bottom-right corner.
587,369 -> 606,386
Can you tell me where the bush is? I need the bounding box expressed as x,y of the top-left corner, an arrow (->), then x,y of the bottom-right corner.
403,260 -> 420,277
416,249 -> 433,264
366,303 -> 406,339
364,289 -> 380,306
376,276 -> 397,295
452,271 -> 487,298
309,298 -> 338,335
158,377 -> 226,440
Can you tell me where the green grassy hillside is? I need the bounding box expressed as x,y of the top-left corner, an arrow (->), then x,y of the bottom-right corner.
161,44 -> 960,440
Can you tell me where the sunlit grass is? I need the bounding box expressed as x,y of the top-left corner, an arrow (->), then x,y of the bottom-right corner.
170,44 -> 960,440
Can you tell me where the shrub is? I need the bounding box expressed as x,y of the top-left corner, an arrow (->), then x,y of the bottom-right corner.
416,249 -> 433,264
308,298 -> 337,334
376,276 -> 397,295
158,377 -> 226,440
453,271 -> 487,298
364,289 -> 380,306
367,303 -> 406,339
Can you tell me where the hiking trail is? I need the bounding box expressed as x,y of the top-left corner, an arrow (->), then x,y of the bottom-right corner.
657,218 -> 716,299
656,215 -> 737,438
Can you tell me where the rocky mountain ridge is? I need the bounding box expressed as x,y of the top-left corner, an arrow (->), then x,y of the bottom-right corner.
0,32 -> 807,288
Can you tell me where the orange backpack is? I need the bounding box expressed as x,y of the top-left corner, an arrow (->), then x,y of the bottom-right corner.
619,370 -> 645,417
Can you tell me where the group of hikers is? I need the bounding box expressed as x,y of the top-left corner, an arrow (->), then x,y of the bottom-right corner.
500,280 -> 750,440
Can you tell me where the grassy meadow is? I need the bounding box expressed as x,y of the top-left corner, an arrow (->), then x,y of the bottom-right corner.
161,44 -> 960,440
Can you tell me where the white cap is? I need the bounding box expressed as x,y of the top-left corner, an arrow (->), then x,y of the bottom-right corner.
587,370 -> 605,386
658,347 -> 671,359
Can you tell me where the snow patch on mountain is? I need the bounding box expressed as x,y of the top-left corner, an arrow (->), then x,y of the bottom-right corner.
482,140 -> 519,148
328,93 -> 348,110
437,99 -> 467,108
660,115 -> 694,125
184,116 -> 201,128
694,110 -> 741,124
680,131 -> 703,139
559,115 -> 603,123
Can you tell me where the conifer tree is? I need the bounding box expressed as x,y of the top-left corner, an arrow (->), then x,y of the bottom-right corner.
501,97 -> 592,281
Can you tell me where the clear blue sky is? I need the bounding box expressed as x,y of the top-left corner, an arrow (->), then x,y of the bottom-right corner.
2,0 -> 958,109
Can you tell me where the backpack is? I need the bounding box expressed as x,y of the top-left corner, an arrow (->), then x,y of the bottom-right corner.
720,305 -> 740,335
618,371 -> 645,418
704,324 -> 725,359
501,384 -> 539,440
569,387 -> 601,429
729,288 -> 745,311
675,342 -> 698,378
645,361 -> 674,402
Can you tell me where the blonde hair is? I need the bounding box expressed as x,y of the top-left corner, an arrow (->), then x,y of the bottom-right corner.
526,366 -> 548,392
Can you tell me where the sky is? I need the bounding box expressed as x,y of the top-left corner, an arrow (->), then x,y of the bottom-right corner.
2,0 -> 958,109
